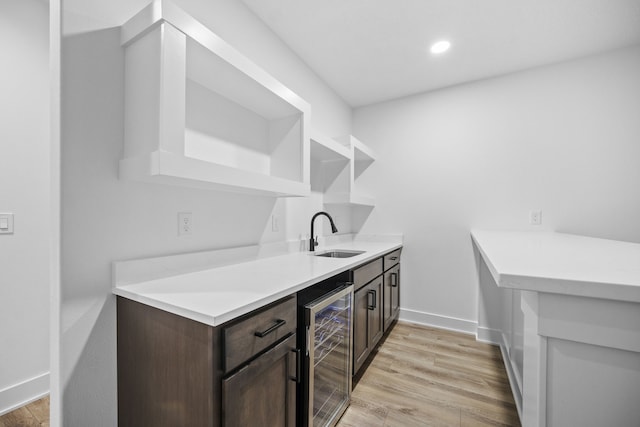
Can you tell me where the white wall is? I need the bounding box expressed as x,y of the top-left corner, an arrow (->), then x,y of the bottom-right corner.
0,0 -> 51,414
61,1 -> 352,425
353,46 -> 640,329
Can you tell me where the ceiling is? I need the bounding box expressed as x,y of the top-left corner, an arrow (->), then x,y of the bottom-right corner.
241,0 -> 640,107
62,0 -> 640,107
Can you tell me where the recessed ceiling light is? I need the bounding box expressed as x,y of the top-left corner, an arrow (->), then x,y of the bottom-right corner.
430,40 -> 451,55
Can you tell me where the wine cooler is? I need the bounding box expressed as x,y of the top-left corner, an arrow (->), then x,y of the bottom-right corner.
298,276 -> 353,427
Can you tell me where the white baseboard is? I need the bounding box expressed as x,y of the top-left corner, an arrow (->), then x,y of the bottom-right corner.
476,326 -> 503,345
399,308 -> 477,335
0,372 -> 49,416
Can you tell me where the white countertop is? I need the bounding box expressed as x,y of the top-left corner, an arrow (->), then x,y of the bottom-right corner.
113,239 -> 402,326
471,230 -> 640,302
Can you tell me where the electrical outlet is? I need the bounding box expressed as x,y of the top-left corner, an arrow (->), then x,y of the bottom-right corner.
529,210 -> 542,225
178,212 -> 192,236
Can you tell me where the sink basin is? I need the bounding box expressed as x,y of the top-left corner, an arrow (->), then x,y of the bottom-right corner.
314,250 -> 365,258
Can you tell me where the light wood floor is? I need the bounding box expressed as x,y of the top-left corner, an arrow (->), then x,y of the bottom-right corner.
338,321 -> 521,427
0,397 -> 49,427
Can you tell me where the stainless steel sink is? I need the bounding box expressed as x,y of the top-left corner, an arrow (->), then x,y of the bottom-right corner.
314,250 -> 365,258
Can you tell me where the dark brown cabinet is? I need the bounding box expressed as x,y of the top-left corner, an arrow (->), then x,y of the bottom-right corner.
352,249 -> 402,377
117,297 -> 221,427
117,294 -> 298,427
353,285 -> 367,372
222,333 -> 297,427
352,263 -> 384,375
383,250 -> 401,332
117,247 -> 403,426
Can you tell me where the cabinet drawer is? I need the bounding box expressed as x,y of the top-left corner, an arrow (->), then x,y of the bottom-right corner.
353,258 -> 383,291
223,295 -> 297,373
384,249 -> 401,271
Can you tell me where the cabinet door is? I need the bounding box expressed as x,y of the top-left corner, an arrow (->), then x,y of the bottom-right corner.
390,265 -> 400,320
353,286 -> 371,374
368,277 -> 384,348
222,333 -> 297,427
383,269 -> 393,332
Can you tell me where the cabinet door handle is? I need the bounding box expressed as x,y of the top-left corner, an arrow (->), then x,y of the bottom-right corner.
290,348 -> 301,383
368,289 -> 377,310
367,290 -> 375,310
254,319 -> 286,338
391,272 -> 398,287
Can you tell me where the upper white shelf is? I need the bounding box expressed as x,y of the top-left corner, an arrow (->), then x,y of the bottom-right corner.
310,129 -> 350,163
313,134 -> 376,207
349,136 -> 376,179
119,0 -> 311,197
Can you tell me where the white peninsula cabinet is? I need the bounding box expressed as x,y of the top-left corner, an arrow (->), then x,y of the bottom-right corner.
473,231 -> 640,427
119,0 -> 311,197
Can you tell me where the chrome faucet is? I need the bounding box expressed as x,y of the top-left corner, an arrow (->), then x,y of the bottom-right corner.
309,211 -> 338,251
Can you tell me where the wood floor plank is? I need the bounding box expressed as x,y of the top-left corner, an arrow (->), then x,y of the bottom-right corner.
25,398 -> 49,423
0,406 -> 40,427
0,397 -> 50,427
337,395 -> 389,426
338,321 -> 521,427
350,380 -> 462,427
362,363 -> 518,426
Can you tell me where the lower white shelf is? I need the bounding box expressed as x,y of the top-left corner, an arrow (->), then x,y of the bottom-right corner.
323,192 -> 375,207
120,150 -> 310,197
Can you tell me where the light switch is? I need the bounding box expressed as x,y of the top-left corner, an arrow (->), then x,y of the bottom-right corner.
0,213 -> 14,234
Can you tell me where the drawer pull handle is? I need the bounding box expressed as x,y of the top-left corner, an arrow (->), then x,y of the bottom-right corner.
254,319 -> 286,338
389,256 -> 398,261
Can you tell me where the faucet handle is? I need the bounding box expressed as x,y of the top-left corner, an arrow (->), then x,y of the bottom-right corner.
309,236 -> 319,251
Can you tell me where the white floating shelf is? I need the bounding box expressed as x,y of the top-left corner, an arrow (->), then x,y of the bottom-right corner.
120,151 -> 309,196
310,130 -> 351,163
317,134 -> 376,207
323,192 -> 375,207
119,0 -> 311,197
352,138 -> 376,179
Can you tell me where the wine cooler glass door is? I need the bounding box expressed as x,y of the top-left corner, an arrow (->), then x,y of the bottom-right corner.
306,284 -> 353,427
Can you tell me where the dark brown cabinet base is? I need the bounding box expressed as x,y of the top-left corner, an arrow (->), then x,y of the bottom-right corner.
222,333 -> 297,427
383,264 -> 400,332
352,249 -> 402,378
117,297 -> 221,427
117,295 -> 297,427
117,249 -> 402,426
353,277 -> 384,374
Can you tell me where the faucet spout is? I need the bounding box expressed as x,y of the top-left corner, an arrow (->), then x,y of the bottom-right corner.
310,211 -> 338,251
